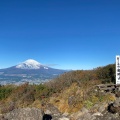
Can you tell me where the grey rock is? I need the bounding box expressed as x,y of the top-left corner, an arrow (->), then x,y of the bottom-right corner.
115,91 -> 120,97
98,104 -> 106,113
92,112 -> 103,116
46,103 -> 61,115
81,107 -> 89,113
0,115 -> 8,120
94,111 -> 120,120
58,117 -> 70,120
113,97 -> 120,107
4,108 -> 43,120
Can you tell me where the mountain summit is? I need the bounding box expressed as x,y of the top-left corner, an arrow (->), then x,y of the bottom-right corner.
0,59 -> 67,85
16,59 -> 42,69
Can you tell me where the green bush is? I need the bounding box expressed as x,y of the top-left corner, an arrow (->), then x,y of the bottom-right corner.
0,86 -> 14,100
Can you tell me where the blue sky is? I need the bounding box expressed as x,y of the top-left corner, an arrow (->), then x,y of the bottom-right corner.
0,0 -> 120,70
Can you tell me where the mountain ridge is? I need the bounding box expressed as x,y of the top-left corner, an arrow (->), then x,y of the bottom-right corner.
0,59 -> 67,85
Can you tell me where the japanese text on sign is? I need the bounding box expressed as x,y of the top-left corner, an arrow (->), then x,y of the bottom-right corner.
116,55 -> 120,84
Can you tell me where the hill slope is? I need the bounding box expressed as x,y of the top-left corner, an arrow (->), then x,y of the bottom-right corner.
0,63 -> 119,120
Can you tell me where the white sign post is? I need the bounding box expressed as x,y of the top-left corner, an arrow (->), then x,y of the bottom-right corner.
116,55 -> 120,84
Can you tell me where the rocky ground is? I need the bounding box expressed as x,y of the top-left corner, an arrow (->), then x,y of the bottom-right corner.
0,102 -> 120,120
1,92 -> 120,120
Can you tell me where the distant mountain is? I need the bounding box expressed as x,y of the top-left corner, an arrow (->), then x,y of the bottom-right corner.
0,59 -> 67,85
16,59 -> 42,69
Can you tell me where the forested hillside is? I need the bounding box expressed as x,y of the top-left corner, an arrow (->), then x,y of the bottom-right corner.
0,64 -> 115,114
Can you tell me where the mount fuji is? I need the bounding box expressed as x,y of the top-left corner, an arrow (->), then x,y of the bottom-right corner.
0,59 -> 67,85
16,59 -> 50,70
16,59 -> 42,69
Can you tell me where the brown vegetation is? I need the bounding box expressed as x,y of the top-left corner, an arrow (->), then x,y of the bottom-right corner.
0,64 -> 116,113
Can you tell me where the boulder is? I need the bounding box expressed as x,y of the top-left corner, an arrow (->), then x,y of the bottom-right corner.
4,108 -> 43,120
115,91 -> 120,97
113,97 -> 120,107
58,117 -> 69,120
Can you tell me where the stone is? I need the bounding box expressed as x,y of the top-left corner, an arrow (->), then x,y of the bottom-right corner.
0,115 -> 8,120
81,107 -> 89,113
108,104 -> 117,113
70,111 -> 83,120
92,112 -> 103,116
70,107 -> 89,120
58,117 -> 69,120
4,108 -> 43,120
98,103 -> 107,113
116,91 -> 120,97
44,110 -> 52,115
46,103 -> 61,115
113,97 -> 120,107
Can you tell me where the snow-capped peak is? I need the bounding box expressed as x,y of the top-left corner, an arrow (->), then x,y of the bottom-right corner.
16,59 -> 41,69
24,59 -> 41,65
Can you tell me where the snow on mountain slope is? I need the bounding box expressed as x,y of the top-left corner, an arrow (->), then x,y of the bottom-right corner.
0,59 -> 68,85
16,59 -> 46,69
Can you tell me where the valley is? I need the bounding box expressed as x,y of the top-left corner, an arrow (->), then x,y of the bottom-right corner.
0,59 -> 67,85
